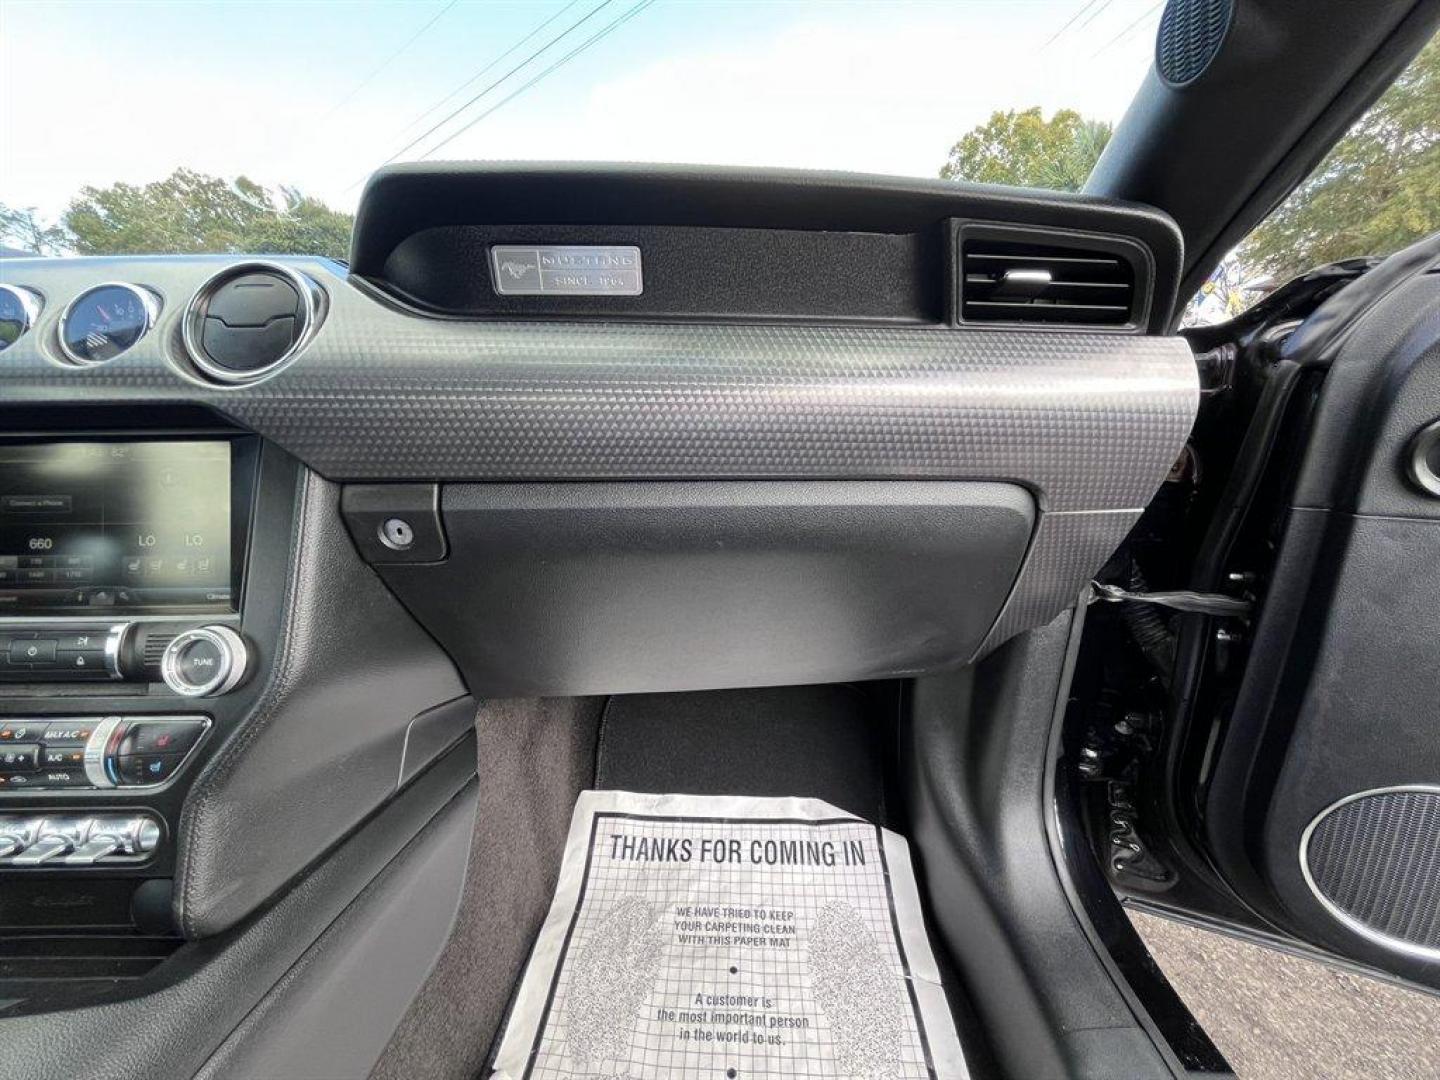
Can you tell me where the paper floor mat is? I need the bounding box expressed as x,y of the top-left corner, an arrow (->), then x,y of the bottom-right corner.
491,790 -> 968,1079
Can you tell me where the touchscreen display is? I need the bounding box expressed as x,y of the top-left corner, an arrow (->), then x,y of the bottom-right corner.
0,441 -> 233,614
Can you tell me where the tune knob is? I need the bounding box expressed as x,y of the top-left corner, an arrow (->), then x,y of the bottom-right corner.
160,626 -> 249,697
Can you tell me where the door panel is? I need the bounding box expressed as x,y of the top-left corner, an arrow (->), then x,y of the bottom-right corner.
1108,234 -> 1440,990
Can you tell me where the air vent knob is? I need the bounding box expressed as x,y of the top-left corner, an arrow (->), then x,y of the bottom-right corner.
201,271 -> 301,372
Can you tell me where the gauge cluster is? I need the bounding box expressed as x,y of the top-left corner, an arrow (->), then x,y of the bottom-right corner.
0,279 -> 162,364
0,284 -> 42,352
58,283 -> 161,365
0,262 -> 324,382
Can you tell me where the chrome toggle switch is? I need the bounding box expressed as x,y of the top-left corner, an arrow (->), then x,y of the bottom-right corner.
0,812 -> 163,866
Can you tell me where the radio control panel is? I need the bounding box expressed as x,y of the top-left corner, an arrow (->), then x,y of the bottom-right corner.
0,624 -> 125,681
0,622 -> 250,698
0,715 -> 209,793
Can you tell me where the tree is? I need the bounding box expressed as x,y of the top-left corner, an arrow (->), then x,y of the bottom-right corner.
233,187 -> 354,260
0,203 -> 70,255
62,169 -> 353,260
940,107 -> 1112,192
1241,36 -> 1440,284
64,170 -> 267,255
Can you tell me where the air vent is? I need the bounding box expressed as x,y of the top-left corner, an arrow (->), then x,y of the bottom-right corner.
183,262 -> 325,384
961,235 -> 1139,328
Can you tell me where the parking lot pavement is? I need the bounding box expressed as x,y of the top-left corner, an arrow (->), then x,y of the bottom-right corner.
1130,910 -> 1440,1080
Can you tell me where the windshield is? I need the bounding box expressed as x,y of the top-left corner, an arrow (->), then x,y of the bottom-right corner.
1,0 -> 1166,259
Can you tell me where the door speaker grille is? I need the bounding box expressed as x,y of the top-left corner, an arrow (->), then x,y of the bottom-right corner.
1301,786 -> 1440,959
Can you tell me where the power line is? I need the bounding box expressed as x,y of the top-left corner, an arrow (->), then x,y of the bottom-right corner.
1092,1 -> 1162,57
1040,0 -> 1104,50
375,0 -> 619,172
390,0 -> 586,144
1075,0 -> 1115,35
420,0 -> 656,161
320,0 -> 460,122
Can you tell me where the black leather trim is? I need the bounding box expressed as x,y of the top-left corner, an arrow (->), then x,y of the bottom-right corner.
174,469 -> 466,937
0,736 -> 476,1080
193,776 -> 476,1079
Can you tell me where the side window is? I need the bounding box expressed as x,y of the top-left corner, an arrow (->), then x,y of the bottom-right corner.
1184,34 -> 1439,327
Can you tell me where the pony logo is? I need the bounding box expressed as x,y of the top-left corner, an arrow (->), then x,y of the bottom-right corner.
499,260 -> 535,280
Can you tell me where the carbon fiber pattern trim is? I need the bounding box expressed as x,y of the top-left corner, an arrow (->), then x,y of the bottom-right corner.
1303,788 -> 1440,955
1,256 -> 1196,649
974,509 -> 1141,659
1,258 -> 1197,514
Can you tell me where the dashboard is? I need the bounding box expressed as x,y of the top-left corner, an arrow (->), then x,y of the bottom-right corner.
0,164 -> 1198,967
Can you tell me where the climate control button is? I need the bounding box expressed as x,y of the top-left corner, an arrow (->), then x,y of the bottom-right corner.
116,720 -> 204,758
117,754 -> 182,785
42,722 -> 95,746
35,768 -> 89,788
0,744 -> 39,773
0,716 -> 209,791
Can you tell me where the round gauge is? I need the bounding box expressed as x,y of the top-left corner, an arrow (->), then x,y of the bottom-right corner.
0,284 -> 42,351
59,283 -> 160,365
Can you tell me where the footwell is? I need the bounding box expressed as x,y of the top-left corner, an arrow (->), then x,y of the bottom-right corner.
491,790 -> 968,1080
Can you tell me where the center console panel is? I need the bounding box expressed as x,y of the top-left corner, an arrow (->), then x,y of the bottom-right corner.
0,430 -> 269,999
0,434 -> 256,815
0,426 -> 470,997
0,432 -> 266,958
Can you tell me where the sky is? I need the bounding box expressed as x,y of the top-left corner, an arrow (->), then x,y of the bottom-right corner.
0,0 -> 1165,222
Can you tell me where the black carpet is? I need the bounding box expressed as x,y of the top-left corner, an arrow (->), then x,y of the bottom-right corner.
595,683 -> 890,822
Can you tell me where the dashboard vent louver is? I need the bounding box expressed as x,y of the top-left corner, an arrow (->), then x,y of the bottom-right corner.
962,236 -> 1138,328
183,262 -> 325,385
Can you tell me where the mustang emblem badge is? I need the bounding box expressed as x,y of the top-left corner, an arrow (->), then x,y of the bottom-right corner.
491,245 -> 642,295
